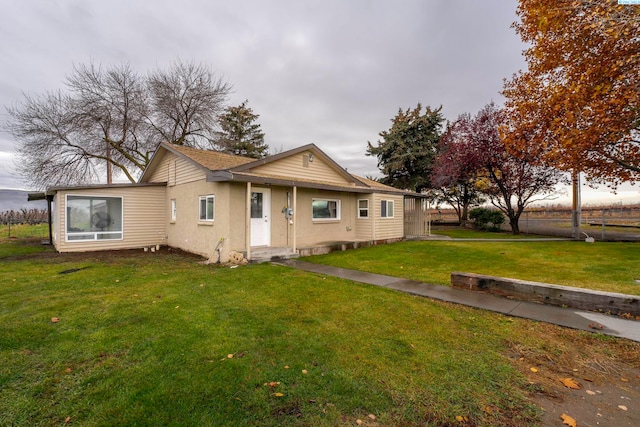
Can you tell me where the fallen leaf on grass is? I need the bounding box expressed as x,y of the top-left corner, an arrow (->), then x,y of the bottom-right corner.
455,415 -> 468,422
618,405 -> 628,411
560,378 -> 581,390
588,323 -> 603,330
273,392 -> 284,397
356,420 -> 363,425
560,413 -> 577,427
65,368 -> 72,373
620,377 -> 629,382
64,416 -> 71,423
586,390 -> 596,395
227,354 -> 234,359
367,414 -> 376,420
530,367 -> 538,373
51,317 -> 60,323
302,369 -> 308,374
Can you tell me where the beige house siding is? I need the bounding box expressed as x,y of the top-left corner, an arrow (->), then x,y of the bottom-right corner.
147,152 -> 207,185
251,151 -> 353,186
54,186 -> 166,253
293,189 -> 358,247
165,181 -> 232,260
372,194 -> 404,240
355,195 -> 374,241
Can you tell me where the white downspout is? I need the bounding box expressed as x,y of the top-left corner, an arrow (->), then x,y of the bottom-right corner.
292,186 -> 297,254
246,182 -> 252,261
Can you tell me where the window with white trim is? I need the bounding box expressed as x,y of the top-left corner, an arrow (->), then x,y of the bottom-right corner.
66,195 -> 123,241
381,200 -> 394,218
199,195 -> 215,221
171,199 -> 177,221
357,199 -> 369,218
312,199 -> 340,220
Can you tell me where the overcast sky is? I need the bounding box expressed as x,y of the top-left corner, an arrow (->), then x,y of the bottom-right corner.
0,0 -> 636,204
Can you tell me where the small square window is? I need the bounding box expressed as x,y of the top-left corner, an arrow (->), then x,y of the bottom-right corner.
381,200 -> 394,218
199,195 -> 215,221
358,199 -> 369,218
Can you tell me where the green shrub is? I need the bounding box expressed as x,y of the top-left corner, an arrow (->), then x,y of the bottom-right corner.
469,207 -> 505,231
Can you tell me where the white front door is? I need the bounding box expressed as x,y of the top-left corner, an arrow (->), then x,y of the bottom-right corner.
250,188 -> 271,247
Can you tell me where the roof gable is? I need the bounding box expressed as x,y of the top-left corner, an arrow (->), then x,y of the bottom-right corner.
230,144 -> 365,187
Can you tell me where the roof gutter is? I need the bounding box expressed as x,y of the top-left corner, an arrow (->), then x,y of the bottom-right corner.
206,171 -> 424,196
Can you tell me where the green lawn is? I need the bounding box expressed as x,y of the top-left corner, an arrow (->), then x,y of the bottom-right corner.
0,223 -> 49,240
1,240 -> 639,426
305,239 -> 640,296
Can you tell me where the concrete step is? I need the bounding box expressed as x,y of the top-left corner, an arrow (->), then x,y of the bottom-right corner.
249,247 -> 299,263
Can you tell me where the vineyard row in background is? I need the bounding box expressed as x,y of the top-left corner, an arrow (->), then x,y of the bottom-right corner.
0,209 -> 48,225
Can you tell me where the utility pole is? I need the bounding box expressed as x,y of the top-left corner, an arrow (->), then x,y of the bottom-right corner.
571,170 -> 581,239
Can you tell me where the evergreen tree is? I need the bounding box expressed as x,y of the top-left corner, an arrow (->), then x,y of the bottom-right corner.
217,100 -> 268,159
366,104 -> 443,192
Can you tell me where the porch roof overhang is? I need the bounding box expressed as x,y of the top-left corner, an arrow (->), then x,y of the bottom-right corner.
43,182 -> 167,196
27,192 -> 53,202
206,170 -> 425,197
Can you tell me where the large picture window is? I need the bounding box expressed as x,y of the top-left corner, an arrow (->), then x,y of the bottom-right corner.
66,195 -> 123,241
199,195 -> 215,221
312,199 -> 340,220
381,200 -> 394,218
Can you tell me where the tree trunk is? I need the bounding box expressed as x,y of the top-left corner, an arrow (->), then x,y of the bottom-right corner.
509,217 -> 520,235
106,142 -> 113,184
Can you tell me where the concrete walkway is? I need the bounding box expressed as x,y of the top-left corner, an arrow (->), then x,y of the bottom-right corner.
277,259 -> 640,343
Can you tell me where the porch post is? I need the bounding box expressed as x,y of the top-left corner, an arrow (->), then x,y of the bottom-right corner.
292,186 -> 297,253
246,182 -> 252,260
46,195 -> 53,245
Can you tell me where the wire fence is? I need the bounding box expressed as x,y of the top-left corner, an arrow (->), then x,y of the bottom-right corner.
431,206 -> 640,241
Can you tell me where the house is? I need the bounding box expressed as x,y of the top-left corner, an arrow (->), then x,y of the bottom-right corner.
40,143 -> 428,262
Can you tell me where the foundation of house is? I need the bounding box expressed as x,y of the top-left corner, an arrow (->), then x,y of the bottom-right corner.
248,238 -> 404,263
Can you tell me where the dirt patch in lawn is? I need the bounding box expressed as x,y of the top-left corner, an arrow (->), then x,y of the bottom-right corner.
3,240 -> 206,263
506,322 -> 640,426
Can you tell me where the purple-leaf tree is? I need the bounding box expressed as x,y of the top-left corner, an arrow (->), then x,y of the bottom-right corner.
470,103 -> 563,234
430,114 -> 485,223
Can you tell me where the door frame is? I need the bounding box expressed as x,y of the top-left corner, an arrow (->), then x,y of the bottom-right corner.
250,187 -> 271,247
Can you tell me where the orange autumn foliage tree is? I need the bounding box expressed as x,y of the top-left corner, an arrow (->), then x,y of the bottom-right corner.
502,0 -> 640,187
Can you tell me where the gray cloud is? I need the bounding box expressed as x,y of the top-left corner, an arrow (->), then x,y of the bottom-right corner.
0,0 -> 526,189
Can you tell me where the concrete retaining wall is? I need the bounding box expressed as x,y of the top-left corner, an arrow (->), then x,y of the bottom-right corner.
451,272 -> 640,316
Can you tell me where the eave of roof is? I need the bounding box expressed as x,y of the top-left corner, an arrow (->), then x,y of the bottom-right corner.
207,170 -> 423,196
46,182 -> 166,195
229,143 -> 367,187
